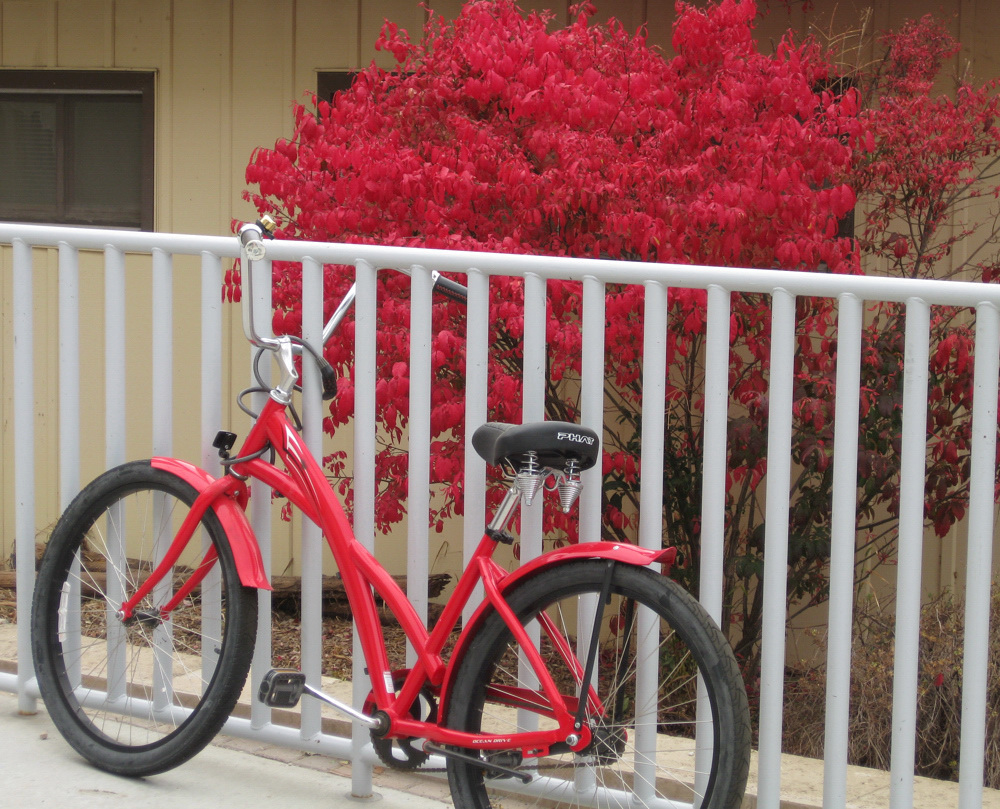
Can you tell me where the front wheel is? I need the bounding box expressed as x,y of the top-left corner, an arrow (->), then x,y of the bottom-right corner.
31,460 -> 258,776
444,560 -> 751,809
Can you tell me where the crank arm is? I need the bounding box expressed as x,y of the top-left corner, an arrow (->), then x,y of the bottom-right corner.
259,668 -> 381,731
302,682 -> 383,731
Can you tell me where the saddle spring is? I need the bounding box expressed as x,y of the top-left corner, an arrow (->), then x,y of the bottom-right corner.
513,452 -> 584,514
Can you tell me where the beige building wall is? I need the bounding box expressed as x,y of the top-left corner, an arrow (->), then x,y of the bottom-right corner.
2,0 -> 998,597
0,0 -> 461,579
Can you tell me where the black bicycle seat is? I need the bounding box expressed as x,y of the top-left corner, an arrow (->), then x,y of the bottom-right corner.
471,421 -> 600,471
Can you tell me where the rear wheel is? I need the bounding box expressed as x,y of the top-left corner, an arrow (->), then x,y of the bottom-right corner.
444,560 -> 750,809
31,461 -> 258,776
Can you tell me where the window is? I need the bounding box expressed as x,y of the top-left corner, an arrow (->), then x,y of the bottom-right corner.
0,71 -> 154,230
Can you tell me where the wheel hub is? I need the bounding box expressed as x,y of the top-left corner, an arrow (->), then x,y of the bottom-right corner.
123,609 -> 164,629
587,722 -> 627,765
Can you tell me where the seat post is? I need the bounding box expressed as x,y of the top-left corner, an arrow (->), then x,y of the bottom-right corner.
486,485 -> 522,534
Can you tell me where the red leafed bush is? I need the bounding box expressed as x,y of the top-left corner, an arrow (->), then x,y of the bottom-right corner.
238,0 -> 1000,666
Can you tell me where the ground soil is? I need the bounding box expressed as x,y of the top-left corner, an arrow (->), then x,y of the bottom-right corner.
0,586 -> 421,682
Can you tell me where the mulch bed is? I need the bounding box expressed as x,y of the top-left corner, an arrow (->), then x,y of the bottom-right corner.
0,586 -> 427,683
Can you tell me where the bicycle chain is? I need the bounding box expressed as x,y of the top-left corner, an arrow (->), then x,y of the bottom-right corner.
384,757 -> 571,776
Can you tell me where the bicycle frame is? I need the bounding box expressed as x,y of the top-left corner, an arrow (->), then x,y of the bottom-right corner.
126,389 -> 675,758
114,224 -> 678,760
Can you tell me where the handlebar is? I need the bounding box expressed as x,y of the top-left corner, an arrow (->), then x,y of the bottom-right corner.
431,271 -> 468,304
237,217 -> 468,402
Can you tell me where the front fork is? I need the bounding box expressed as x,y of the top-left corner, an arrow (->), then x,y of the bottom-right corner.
116,471 -> 250,621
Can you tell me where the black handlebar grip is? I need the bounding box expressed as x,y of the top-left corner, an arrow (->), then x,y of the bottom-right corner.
320,361 -> 338,401
433,273 -> 468,304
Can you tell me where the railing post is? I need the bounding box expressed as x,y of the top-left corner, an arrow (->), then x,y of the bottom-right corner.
756,287 -> 797,809
889,297 -> 931,809
200,251 -> 224,688
105,245 -> 127,468
300,256 -> 325,742
462,268 -> 489,627
58,242 -> 80,509
699,284 -> 731,622
351,258 -> 378,799
822,292 -> 864,809
697,283 -> 732,803
152,248 -> 173,457
517,271 -> 547,735
958,301 -> 1000,809
635,279 -> 668,802
13,238 -> 37,714
249,259 -> 274,732
406,265 -> 433,666
57,242 -> 83,690
580,275 -> 606,544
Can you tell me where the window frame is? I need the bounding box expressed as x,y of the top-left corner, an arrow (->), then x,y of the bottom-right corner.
0,70 -> 155,230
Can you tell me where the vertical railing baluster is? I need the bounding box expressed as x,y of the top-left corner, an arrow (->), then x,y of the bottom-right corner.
103,245 -> 127,703
406,266 -> 433,666
105,246 -> 127,467
634,280 -> 668,802
462,268 -> 489,626
152,248 -> 173,457
151,248 -> 175,711
57,242 -> 82,691
889,297 -> 931,809
200,251 -> 224,688
822,292 -> 864,809
572,275 -> 609,798
249,258 -> 273,731
13,239 -> 36,714
300,256 -> 325,741
699,284 -> 732,622
696,283 -> 732,804
351,258 -> 378,799
518,272 -> 547,734
580,275 -> 606,543
520,271 -> 547,552
756,288 -> 797,809
958,301 -> 1000,809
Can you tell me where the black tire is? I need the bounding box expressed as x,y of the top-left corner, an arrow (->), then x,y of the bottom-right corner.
444,560 -> 750,809
31,460 -> 258,776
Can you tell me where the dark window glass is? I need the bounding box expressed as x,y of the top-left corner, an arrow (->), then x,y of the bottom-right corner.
317,71 -> 357,106
0,71 -> 154,229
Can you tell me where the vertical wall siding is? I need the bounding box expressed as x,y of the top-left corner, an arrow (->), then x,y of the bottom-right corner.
1,0 -> 998,600
0,0 -> 452,571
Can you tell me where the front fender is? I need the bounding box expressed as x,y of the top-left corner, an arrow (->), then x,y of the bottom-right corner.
441,542 -> 676,717
151,457 -> 271,590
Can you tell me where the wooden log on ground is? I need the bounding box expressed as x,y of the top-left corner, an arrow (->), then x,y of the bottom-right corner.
0,566 -> 451,625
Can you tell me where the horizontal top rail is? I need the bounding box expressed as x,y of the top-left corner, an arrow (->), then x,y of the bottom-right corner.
2,221 -> 999,309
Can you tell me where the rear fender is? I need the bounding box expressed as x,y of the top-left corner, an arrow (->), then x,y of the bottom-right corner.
441,542 -> 676,718
151,457 -> 271,590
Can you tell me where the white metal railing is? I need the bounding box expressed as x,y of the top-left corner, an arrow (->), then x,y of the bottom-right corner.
1,221 -> 998,808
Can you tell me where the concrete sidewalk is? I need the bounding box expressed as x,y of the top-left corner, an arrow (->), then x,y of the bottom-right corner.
5,684 -> 1000,809
0,690 -> 453,809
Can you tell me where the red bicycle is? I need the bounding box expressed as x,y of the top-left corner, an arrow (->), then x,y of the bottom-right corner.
31,220 -> 750,809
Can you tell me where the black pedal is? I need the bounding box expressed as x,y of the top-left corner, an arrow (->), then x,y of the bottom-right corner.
259,668 -> 306,708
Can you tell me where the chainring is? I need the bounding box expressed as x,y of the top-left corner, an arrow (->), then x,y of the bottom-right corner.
363,670 -> 438,771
